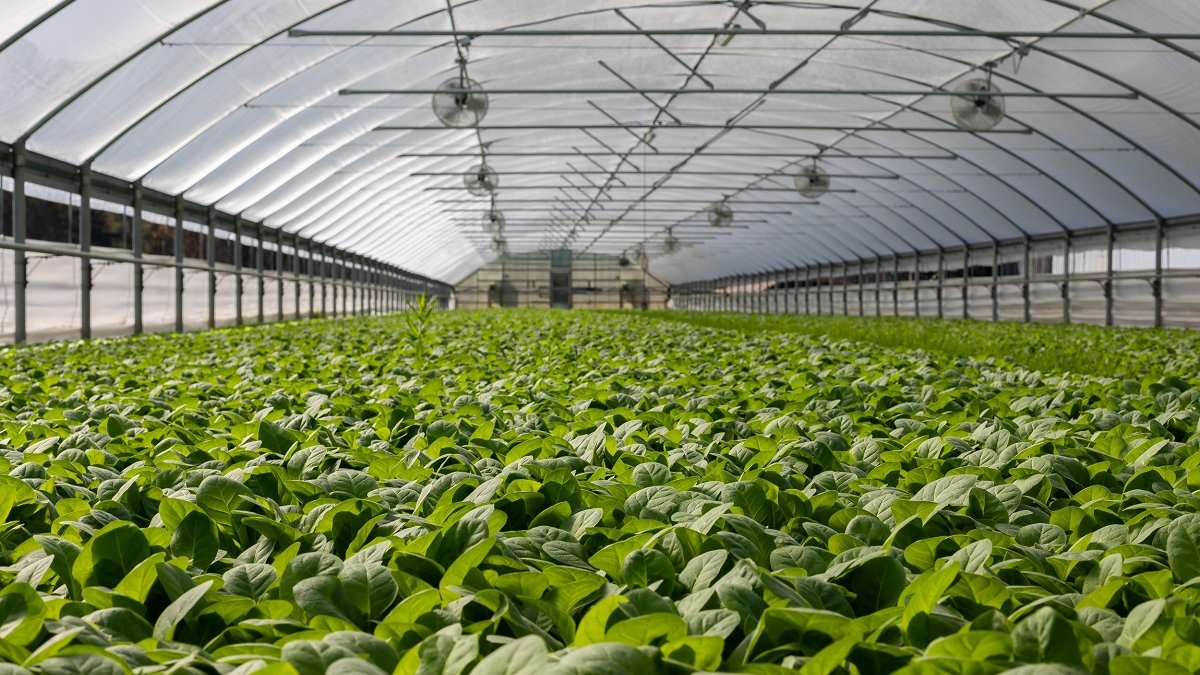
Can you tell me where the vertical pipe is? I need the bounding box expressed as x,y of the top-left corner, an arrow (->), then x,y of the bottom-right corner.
292,233 -> 301,321
11,146 -> 27,344
307,240 -> 315,319
79,164 -> 93,339
233,215 -> 243,327
893,257 -> 900,317
1105,223 -> 1115,327
816,264 -> 823,315
256,223 -> 265,324
841,261 -> 849,316
962,247 -> 970,320
131,182 -> 144,335
1062,233 -> 1071,325
1022,236 -> 1032,324
875,258 -> 882,316
320,245 -> 328,317
275,229 -> 284,322
992,241 -> 1000,323
174,197 -> 185,333
206,208 -> 216,330
913,256 -> 921,319
1154,219 -> 1165,328
857,261 -> 864,316
804,266 -> 811,315
931,248 -> 940,319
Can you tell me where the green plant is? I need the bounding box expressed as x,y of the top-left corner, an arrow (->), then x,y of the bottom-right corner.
0,310 -> 1197,673
401,293 -> 438,363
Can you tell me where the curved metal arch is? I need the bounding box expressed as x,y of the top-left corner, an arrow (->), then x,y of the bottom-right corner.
0,1 -> 73,54
173,1 -> 1158,260
76,0 -> 446,169
809,61 -> 1067,238
18,0 -> 242,145
788,5 -> 1175,219
826,177 -> 969,251
684,0 -> 1169,227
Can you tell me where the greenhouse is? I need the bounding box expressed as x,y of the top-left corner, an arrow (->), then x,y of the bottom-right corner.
3,2 -> 1200,674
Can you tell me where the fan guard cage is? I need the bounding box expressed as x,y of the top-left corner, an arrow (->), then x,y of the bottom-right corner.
951,78 -> 1005,132
796,165 -> 831,199
483,210 -> 506,233
465,164 -> 499,196
433,76 -> 489,128
707,201 -> 735,228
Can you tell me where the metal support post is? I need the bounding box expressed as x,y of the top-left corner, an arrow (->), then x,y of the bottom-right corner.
893,257 -> 900,317
292,233 -> 301,320
306,240 -> 315,319
11,145 -> 27,344
233,215 -> 243,326
174,197 -> 185,333
815,264 -> 823,315
1062,233 -> 1071,324
79,164 -> 93,339
875,258 -> 882,316
913,257 -> 921,319
1105,223 -> 1115,327
857,262 -> 864,316
936,249 -> 945,320
132,182 -> 144,335
1022,236 -> 1032,324
842,261 -> 849,316
275,229 -> 284,322
320,245 -> 328,317
962,248 -> 970,320
206,208 -> 216,330
255,224 -> 265,324
1154,219 -> 1165,328
991,242 -> 1000,323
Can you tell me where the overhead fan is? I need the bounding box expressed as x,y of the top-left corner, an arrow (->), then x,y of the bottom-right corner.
796,163 -> 831,199
465,164 -> 498,196
950,77 -> 1005,131
618,254 -> 632,268
433,76 -> 489,128
707,200 -> 734,228
663,230 -> 681,254
483,209 -> 506,233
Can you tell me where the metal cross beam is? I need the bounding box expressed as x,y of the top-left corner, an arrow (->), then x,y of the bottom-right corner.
412,170 -> 901,178
401,151 -> 957,159
375,123 -> 1033,134
293,28 -> 1200,39
346,87 -> 1135,99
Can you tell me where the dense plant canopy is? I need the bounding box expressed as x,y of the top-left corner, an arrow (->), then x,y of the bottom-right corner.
1,311 -> 1199,674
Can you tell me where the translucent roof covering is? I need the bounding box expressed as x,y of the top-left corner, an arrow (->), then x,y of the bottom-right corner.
3,1 -> 1200,284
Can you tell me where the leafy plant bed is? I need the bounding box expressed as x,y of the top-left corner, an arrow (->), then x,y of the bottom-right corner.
0,310 -> 1198,674
644,310 -> 1200,382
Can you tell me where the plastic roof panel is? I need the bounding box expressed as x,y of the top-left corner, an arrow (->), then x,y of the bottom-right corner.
2,0 -> 1200,284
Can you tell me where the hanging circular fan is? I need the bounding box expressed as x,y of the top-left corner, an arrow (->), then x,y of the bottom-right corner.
482,209 -> 506,233
796,164 -> 831,199
464,164 -> 499,196
663,231 -> 681,254
433,76 -> 489,128
950,78 -> 1005,131
707,200 -> 734,228
618,254 -> 632,268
